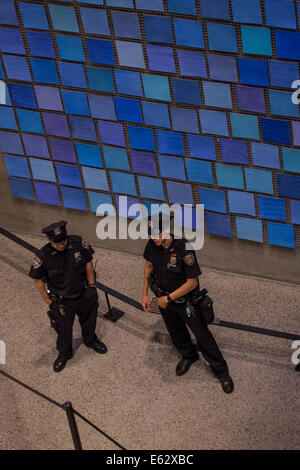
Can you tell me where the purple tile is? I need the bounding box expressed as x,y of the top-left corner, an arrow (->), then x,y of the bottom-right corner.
292,121 -> 300,146
34,182 -> 60,206
34,85 -> 63,111
42,112 -> 70,137
235,85 -> 266,113
48,138 -> 76,163
22,134 -> 49,158
130,150 -> 157,176
98,120 -> 125,147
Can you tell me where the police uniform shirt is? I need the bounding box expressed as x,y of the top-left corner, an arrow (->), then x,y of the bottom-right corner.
143,236 -> 201,293
29,236 -> 94,296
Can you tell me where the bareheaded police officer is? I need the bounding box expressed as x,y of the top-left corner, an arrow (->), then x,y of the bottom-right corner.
29,221 -> 107,372
141,214 -> 234,394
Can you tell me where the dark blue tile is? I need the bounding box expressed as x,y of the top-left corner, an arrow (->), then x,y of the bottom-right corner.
238,58 -> 269,86
278,174 -> 300,200
261,118 -> 291,145
220,139 -> 249,164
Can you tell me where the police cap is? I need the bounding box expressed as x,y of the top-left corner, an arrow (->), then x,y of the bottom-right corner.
41,220 -> 68,242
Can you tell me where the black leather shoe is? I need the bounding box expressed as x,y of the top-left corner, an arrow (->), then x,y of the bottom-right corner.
176,358 -> 197,376
219,374 -> 234,394
53,353 -> 72,373
87,339 -> 107,354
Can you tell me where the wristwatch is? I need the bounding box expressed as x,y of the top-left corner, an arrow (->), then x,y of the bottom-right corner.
89,283 -> 96,288
167,294 -> 173,303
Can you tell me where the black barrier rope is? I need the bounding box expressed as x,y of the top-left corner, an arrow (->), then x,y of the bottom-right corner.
0,225 -> 299,342
0,369 -> 126,450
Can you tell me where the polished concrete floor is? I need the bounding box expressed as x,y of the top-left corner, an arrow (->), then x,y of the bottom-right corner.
0,232 -> 299,450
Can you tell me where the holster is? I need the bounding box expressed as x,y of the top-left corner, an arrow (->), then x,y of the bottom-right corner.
190,290 -> 215,325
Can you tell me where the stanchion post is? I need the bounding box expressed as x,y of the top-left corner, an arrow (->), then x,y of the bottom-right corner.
64,401 -> 83,450
103,291 -> 125,323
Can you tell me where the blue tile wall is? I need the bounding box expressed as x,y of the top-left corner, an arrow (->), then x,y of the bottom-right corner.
1,1 -> 300,248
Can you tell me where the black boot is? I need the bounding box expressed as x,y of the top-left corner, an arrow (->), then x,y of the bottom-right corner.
53,353 -> 72,373
87,339 -> 107,354
218,374 -> 234,394
176,358 -> 198,376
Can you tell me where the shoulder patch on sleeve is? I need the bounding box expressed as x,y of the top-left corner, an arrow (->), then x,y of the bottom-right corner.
32,257 -> 43,269
81,238 -> 90,250
183,252 -> 195,267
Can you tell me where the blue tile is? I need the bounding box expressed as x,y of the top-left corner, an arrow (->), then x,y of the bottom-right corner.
267,222 -> 295,248
0,107 -> 17,130
265,0 -> 296,29
89,95 -> 116,120
269,60 -> 299,88
76,143 -> 102,168
86,67 -> 115,93
103,146 -> 129,171
136,0 -> 164,10
282,148 -> 300,174
238,58 -> 269,86
230,113 -> 260,140
220,139 -> 249,165
167,181 -> 194,205
56,163 -> 82,187
199,110 -> 228,136
208,54 -> 238,83
177,50 -> 206,78
0,28 -> 25,54
23,134 -> 49,158
203,81 -> 232,109
207,23 -> 238,53
269,90 -> 300,118
142,74 -> 170,101
106,0 -> 133,6
142,102 -> 170,128
205,212 -> 232,238
156,130 -> 184,156
48,4 -> 79,32
115,70 -> 143,97
241,26 -> 272,56
110,171 -> 137,196
167,0 -> 196,14
62,90 -> 90,116
86,38 -> 115,65
290,200 -> 300,224
171,108 -> 199,133
8,177 -> 34,200
80,0 -> 103,3
275,31 -> 300,60
278,174 -> 300,200
56,35 -> 85,61
245,168 -> 273,194
30,158 -> 56,182
49,138 -> 76,163
130,150 -> 156,175
172,78 -> 201,106
138,176 -> 165,200
31,58 -> 59,84
147,45 -> 176,73
128,126 -> 155,151
69,116 -> 97,141
200,0 -> 230,19
81,7 -> 110,35
9,84 -> 36,109
186,159 -> 213,184
19,2 -> 48,29
98,120 -> 125,146
116,41 -> 145,68
0,131 -> 23,154
3,55 -> 31,81
174,19 -> 204,48
43,112 -> 69,138
114,97 -> 142,123
236,217 -> 263,243
17,110 -> 44,135
144,15 -> 173,44
159,155 -> 185,180
4,156 -> 30,178
26,31 -> 55,58
228,190 -> 255,216
199,187 -> 226,214
88,192 -> 113,213
251,142 -> 280,169
0,0 -> 18,26
35,182 -> 60,206
61,187 -> 87,211
112,11 -> 140,39
187,135 -> 216,161
216,164 -> 244,189
59,62 -> 87,88
258,195 -> 286,222
261,118 -> 291,145
231,0 -> 262,24
82,167 -> 108,191
235,85 -> 266,114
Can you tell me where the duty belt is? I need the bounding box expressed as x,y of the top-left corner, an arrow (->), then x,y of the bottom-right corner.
57,289 -> 85,300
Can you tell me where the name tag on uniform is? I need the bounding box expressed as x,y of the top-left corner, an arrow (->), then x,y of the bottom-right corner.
167,253 -> 177,269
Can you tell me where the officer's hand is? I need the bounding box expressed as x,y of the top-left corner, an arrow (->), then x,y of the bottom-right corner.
157,296 -> 168,309
45,297 -> 52,306
141,294 -> 151,312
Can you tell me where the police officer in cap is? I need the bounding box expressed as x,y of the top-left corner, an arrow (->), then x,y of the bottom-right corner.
141,214 -> 234,394
29,221 -> 107,372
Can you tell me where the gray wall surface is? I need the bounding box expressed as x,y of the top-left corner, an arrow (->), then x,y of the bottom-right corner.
1,153 -> 299,284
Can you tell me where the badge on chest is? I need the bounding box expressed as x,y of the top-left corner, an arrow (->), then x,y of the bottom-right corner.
167,253 -> 177,269
74,251 -> 83,262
